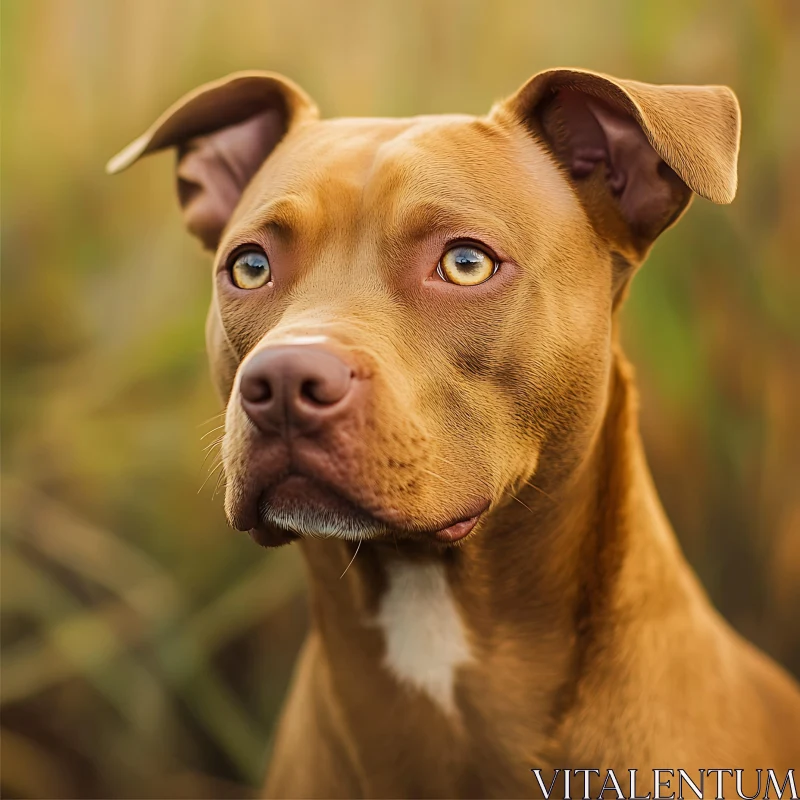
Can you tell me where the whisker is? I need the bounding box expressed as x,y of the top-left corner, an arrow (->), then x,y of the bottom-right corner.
212,469 -> 227,499
522,479 -> 556,503
508,492 -> 534,514
197,411 -> 226,428
200,439 -> 224,471
200,424 -> 226,441
198,460 -> 224,494
418,465 -> 484,496
429,453 -> 457,468
339,539 -> 362,579
200,450 -> 216,472
202,435 -> 225,453
419,467 -> 445,481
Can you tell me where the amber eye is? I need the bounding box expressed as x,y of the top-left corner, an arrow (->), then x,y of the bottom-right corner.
230,249 -> 271,290
438,244 -> 497,286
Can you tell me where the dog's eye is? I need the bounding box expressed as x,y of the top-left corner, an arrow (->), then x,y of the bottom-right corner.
438,245 -> 497,286
230,249 -> 271,290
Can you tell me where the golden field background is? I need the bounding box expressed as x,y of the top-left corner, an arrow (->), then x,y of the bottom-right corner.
2,0 -> 799,796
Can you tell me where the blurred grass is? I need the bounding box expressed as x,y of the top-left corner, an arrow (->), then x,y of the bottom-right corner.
1,0 -> 799,797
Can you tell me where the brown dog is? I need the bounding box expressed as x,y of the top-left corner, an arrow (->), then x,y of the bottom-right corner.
109,69 -> 800,798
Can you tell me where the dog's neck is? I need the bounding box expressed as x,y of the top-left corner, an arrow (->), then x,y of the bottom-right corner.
296,345 -> 698,764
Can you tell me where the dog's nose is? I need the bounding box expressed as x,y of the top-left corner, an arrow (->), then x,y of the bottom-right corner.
239,346 -> 355,433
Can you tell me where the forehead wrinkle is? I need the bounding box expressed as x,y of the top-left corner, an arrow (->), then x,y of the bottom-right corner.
245,196 -> 309,229
233,116 -> 523,263
362,120 -> 527,254
226,195 -> 314,248
231,122 -> 395,247
382,200 -> 518,252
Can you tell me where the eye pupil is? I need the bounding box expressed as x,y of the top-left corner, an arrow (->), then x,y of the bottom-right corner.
455,251 -> 481,269
243,254 -> 266,268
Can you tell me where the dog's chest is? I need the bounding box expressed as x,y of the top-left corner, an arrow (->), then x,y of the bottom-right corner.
371,559 -> 472,716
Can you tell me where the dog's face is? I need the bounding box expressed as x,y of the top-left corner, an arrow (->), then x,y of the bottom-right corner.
214,114 -> 612,544
110,70 -> 739,546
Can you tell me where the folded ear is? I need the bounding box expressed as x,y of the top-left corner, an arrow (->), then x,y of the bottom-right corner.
107,72 -> 318,250
498,68 -> 741,255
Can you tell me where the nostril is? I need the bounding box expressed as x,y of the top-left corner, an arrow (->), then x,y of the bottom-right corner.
299,368 -> 353,406
300,379 -> 322,404
241,375 -> 272,404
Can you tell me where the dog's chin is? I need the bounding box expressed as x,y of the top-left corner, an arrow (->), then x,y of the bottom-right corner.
252,474 -> 389,543
228,473 -> 488,548
258,499 -> 389,541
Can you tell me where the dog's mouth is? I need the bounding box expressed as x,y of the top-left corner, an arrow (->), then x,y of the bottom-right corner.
242,474 -> 488,547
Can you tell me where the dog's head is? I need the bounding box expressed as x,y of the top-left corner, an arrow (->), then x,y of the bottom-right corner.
109,69 -> 739,546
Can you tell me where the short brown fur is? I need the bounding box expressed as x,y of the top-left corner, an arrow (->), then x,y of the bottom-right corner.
110,68 -> 800,798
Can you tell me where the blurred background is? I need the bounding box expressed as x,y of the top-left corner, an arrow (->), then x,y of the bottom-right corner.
2,0 -> 799,796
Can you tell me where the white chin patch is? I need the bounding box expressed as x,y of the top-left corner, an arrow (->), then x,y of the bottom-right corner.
259,500 -> 387,541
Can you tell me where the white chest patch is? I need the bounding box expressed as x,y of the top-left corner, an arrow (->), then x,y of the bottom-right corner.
372,560 -> 472,716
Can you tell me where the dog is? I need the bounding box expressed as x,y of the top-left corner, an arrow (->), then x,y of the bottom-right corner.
109,68 -> 800,799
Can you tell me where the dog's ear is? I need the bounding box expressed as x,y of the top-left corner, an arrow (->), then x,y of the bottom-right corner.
107,72 -> 318,250
498,68 -> 740,256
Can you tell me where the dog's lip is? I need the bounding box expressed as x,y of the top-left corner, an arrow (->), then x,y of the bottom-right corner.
238,472 -> 489,544
249,525 -> 300,548
432,511 -> 485,543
